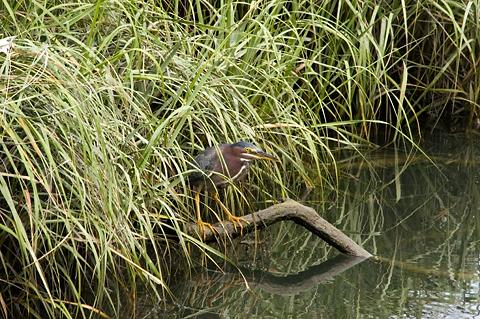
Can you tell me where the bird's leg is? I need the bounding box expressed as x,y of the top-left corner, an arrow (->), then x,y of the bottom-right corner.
195,188 -> 215,238
212,191 -> 250,234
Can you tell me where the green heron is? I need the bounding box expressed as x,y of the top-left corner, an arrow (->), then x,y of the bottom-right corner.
188,141 -> 280,235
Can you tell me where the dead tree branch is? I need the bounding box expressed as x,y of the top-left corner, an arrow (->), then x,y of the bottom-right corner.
186,199 -> 371,258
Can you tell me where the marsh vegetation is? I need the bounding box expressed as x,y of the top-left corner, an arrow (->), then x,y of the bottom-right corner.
1,0 -> 479,317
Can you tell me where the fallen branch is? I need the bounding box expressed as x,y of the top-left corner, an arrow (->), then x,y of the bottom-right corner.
186,199 -> 371,258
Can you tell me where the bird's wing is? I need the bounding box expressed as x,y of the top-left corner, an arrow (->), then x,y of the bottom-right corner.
187,147 -> 218,181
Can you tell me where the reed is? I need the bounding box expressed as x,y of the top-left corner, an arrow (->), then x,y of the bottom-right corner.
0,0 -> 477,317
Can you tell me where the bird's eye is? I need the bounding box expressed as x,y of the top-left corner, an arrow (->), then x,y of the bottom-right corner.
245,147 -> 254,153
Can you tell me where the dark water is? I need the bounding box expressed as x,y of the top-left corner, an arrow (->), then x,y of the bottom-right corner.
141,132 -> 480,318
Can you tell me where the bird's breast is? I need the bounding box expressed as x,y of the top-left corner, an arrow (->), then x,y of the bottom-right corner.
229,161 -> 251,183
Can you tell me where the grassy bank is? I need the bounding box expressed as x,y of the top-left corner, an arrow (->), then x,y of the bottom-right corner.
1,0 -> 478,317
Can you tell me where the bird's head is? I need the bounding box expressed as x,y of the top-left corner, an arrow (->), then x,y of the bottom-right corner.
230,141 -> 280,163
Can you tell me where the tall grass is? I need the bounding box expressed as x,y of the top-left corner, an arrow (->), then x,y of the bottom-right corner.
0,0 -> 478,317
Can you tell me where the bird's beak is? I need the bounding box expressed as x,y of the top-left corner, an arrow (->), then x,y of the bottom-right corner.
253,150 -> 281,162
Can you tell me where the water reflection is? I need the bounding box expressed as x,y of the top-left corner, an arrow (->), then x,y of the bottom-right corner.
139,132 -> 480,318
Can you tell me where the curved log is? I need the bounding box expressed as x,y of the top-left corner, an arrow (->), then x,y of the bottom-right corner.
186,199 -> 371,258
